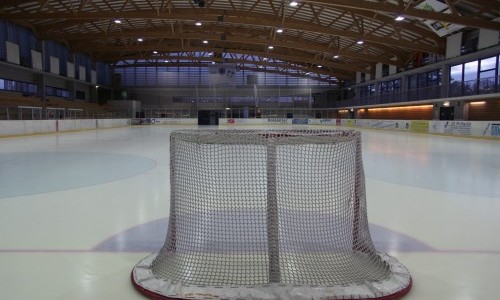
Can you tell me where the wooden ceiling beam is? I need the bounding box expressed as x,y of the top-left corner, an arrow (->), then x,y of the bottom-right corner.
84,44 -> 366,74
108,58 -> 352,82
105,55 -> 346,82
60,27 -> 400,66
1,9 -> 443,54
309,0 -> 500,30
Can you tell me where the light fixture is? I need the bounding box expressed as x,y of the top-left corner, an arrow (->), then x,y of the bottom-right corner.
443,101 -> 450,107
333,55 -> 339,59
305,72 -> 310,75
268,45 -> 274,49
164,60 -> 169,63
395,15 -> 405,21
203,40 -> 208,44
137,38 -> 143,42
211,61 -> 216,64
195,21 -> 202,26
470,101 -> 485,105
367,105 -> 433,111
153,51 -> 158,54
114,19 -> 122,24
276,28 -> 284,33
356,40 -> 364,45
289,1 -> 298,7
263,57 -> 268,61
318,65 -> 322,68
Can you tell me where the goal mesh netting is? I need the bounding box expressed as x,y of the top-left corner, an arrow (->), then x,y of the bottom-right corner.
132,129 -> 412,300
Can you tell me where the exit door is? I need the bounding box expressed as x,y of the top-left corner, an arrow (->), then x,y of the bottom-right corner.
439,107 -> 454,120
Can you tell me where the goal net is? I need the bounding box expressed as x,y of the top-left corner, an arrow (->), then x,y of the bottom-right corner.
132,129 -> 412,300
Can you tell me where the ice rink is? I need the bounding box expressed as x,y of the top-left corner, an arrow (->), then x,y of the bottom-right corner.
0,124 -> 499,300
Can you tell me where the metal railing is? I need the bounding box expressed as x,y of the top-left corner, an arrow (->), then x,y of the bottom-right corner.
0,106 -> 122,120
134,107 -> 336,119
339,76 -> 500,108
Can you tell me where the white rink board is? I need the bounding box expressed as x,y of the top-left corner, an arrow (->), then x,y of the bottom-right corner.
0,119 -> 130,137
220,118 -> 500,139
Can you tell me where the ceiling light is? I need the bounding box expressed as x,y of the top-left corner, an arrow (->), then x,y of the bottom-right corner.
268,45 -> 274,49
395,15 -> 405,21
333,55 -> 339,59
356,40 -> 364,45
137,38 -> 143,42
211,61 -> 216,64
276,28 -> 284,33
318,65 -> 322,68
114,19 -> 122,24
195,21 -> 202,26
289,1 -> 298,7
164,60 -> 169,63
153,51 -> 158,54
203,40 -> 208,44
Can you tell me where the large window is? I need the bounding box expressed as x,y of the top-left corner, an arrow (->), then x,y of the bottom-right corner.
358,84 -> 376,99
449,65 -> 463,83
407,69 -> 441,100
0,78 -> 37,94
450,56 -> 499,96
463,61 -> 478,82
479,56 -> 497,94
408,69 -> 441,89
46,86 -> 70,98
379,79 -> 401,94
113,57 -> 334,87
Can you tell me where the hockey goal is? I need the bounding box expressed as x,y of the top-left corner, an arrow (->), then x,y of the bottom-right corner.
131,129 -> 412,300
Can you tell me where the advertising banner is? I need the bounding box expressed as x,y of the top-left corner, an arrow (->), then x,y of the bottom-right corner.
267,118 -> 290,125
410,120 -> 430,133
443,121 -> 472,135
342,119 -> 355,127
292,119 -> 308,125
490,123 -> 500,137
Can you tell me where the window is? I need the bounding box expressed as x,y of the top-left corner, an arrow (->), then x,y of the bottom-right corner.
449,64 -> 463,83
478,56 -> 498,94
46,86 -> 70,98
480,56 -> 496,79
379,79 -> 401,94
0,78 -> 37,94
427,70 -> 441,85
75,90 -> 85,100
463,61 -> 478,82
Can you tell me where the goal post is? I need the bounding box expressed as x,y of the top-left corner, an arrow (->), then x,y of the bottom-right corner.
132,129 -> 412,300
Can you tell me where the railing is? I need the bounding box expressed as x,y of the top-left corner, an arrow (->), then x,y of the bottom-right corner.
0,106 -> 122,120
135,107 -> 336,119
341,76 -> 500,108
